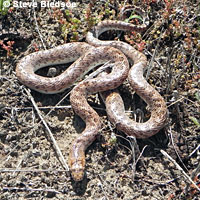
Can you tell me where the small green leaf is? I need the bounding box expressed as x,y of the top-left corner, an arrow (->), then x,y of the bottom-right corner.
189,116 -> 200,127
0,0 -> 11,16
108,133 -> 117,145
195,91 -> 200,102
125,14 -> 143,23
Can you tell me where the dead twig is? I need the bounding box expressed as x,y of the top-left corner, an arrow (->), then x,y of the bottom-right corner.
146,27 -> 164,80
32,0 -> 46,49
0,168 -> 67,172
3,186 -> 60,194
24,88 -> 69,172
185,159 -> 200,193
188,144 -> 200,158
160,149 -> 200,192
98,175 -> 110,200
169,127 -> 188,172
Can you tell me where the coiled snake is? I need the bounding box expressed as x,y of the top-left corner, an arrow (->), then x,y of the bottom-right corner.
16,19 -> 168,181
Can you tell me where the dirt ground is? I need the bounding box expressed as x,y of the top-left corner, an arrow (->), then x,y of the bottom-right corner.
0,0 -> 200,199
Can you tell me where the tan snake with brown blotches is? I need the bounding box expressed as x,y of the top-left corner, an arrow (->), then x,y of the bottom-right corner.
16,20 -> 168,181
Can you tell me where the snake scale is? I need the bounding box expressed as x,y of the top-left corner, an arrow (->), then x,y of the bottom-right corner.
16,19 -> 168,181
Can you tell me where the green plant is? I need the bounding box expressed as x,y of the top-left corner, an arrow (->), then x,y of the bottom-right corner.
189,116 -> 200,128
0,0 -> 11,16
124,13 -> 143,23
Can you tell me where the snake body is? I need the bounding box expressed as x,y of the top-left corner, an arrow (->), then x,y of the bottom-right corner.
86,20 -> 168,138
16,20 -> 168,181
16,42 -> 92,94
68,47 -> 129,181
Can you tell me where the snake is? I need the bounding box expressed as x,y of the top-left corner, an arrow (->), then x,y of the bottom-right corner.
16,19 -> 168,181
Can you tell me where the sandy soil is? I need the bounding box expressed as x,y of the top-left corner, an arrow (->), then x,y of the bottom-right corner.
0,0 -> 199,199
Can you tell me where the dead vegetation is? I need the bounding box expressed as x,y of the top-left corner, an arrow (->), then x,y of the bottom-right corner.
0,0 -> 199,199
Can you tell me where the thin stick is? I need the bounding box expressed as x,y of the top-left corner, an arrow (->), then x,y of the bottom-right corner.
185,160 -> 200,193
3,186 -> 60,194
135,145 -> 148,166
160,149 -> 200,192
24,88 -> 69,172
82,61 -> 114,81
98,175 -> 110,200
146,27 -> 163,80
169,127 -> 188,172
188,144 -> 200,158
13,105 -> 72,111
167,97 -> 184,108
32,0 -> 46,49
0,168 -> 67,172
126,136 -> 136,180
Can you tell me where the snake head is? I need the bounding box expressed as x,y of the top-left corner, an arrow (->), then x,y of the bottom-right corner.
69,158 -> 85,182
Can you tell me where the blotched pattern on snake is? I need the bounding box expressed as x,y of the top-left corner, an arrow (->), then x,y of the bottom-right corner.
16,20 -> 168,181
